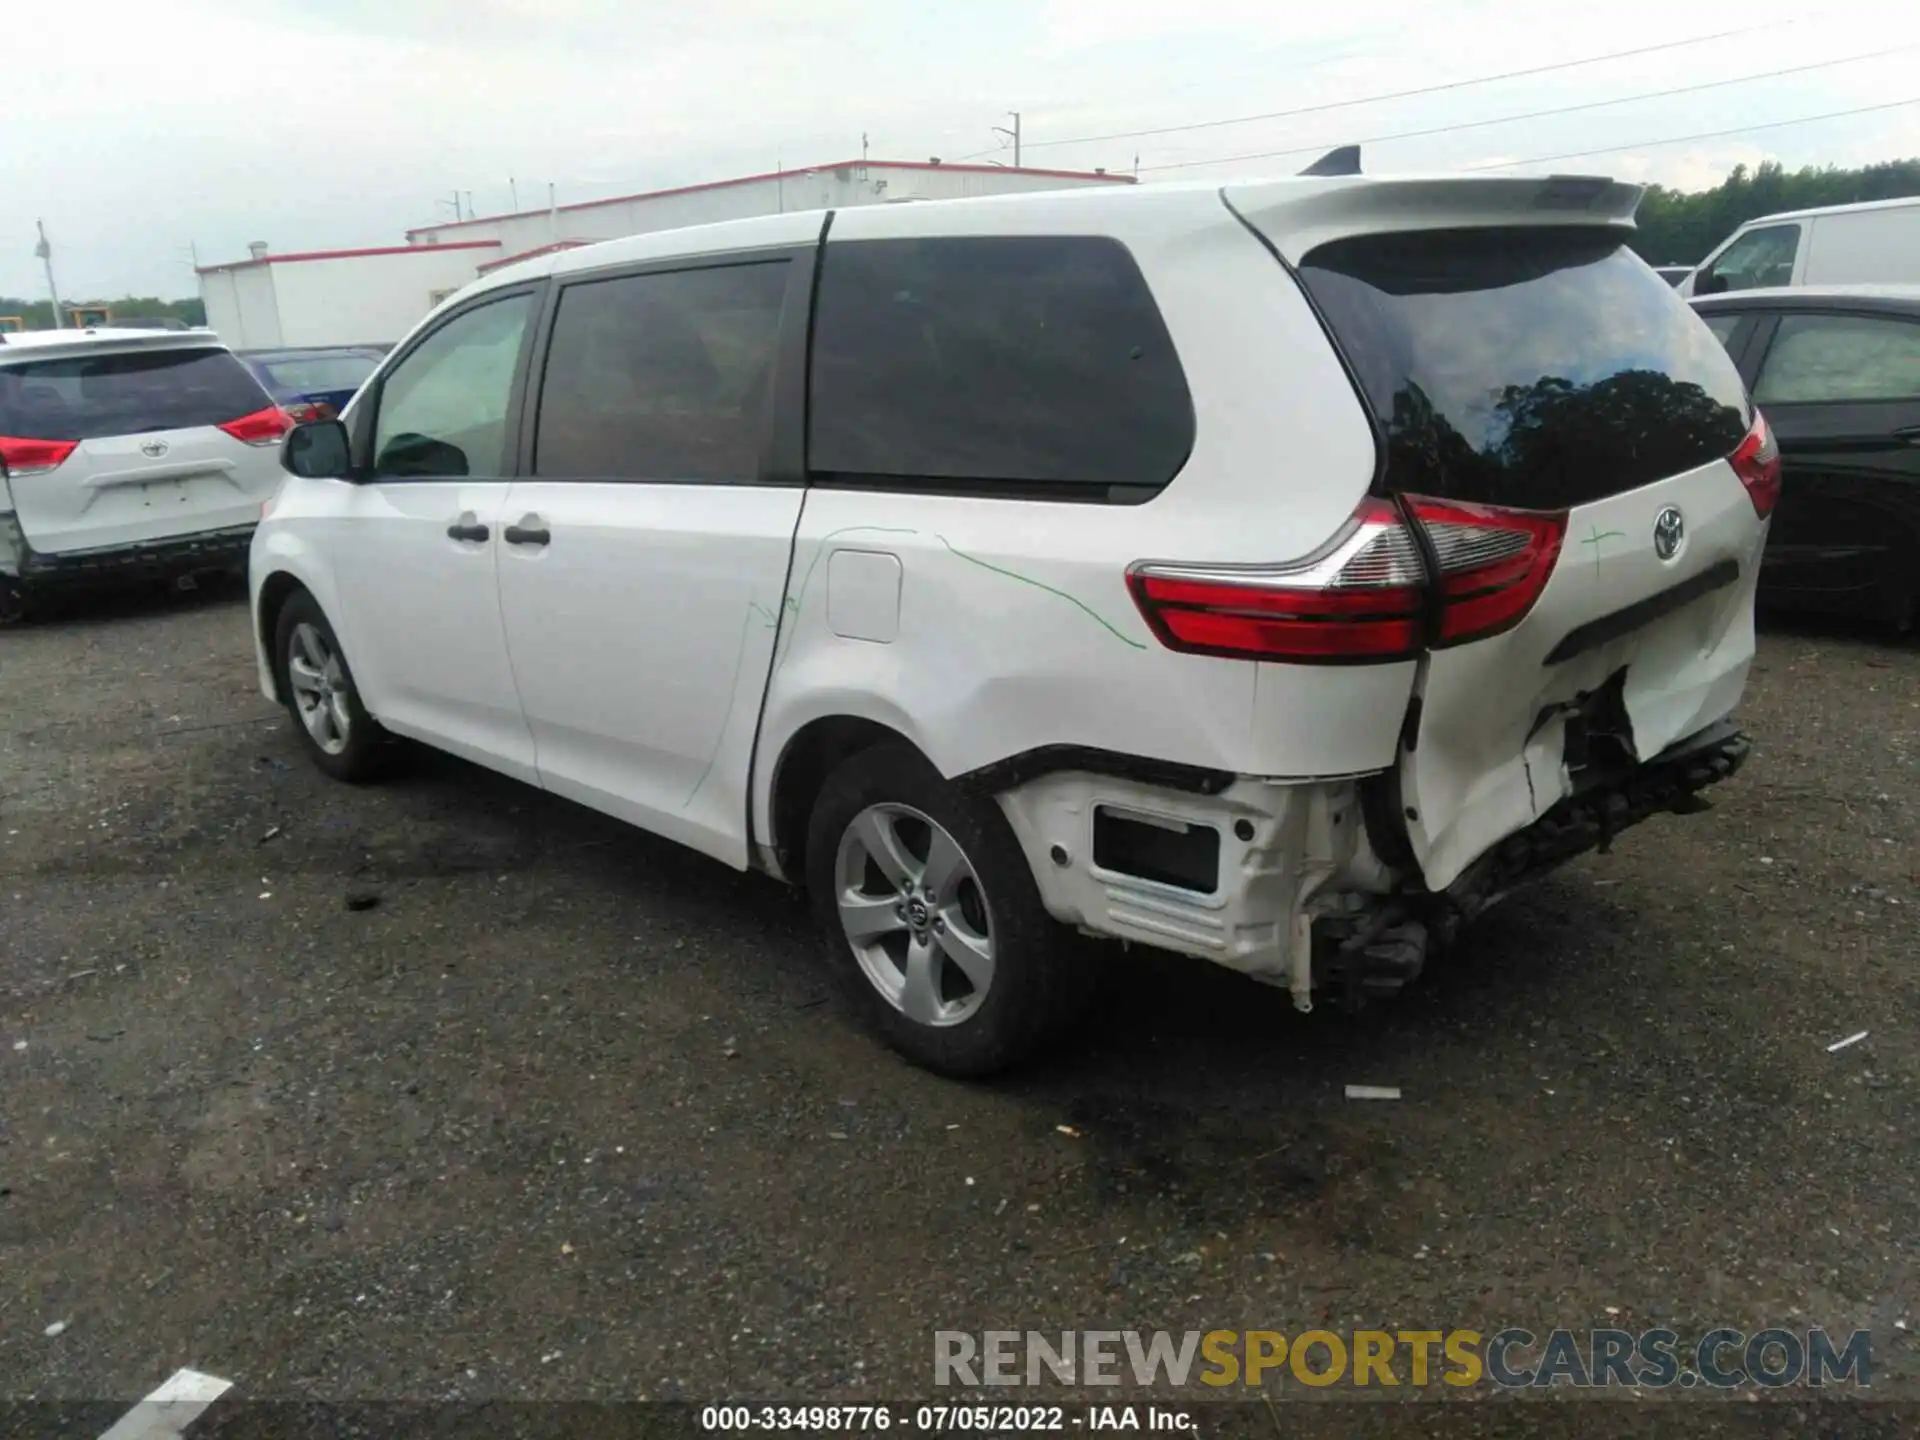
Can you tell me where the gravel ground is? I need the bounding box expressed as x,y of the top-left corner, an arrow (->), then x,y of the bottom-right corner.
0,584 -> 1915,1431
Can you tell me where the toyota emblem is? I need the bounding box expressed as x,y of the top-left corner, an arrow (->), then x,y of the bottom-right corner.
1652,506 -> 1685,561
140,439 -> 169,459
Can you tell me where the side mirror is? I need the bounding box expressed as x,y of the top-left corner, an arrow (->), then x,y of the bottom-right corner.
281,419 -> 352,479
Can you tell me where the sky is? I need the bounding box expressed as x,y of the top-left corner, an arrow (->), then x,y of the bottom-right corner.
5,0 -> 1918,298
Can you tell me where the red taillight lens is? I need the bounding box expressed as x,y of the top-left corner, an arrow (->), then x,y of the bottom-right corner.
0,433 -> 79,480
1411,497 -> 1566,646
0,436 -> 79,476
283,401 -> 337,425
1729,410 -> 1781,518
1129,494 -> 1565,664
218,406 -> 295,446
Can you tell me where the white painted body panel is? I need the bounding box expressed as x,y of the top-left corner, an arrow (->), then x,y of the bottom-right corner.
1400,459 -> 1764,890
321,480 -> 537,782
494,481 -> 804,869
8,424 -> 278,553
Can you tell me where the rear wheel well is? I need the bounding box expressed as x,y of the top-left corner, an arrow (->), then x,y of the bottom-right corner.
255,571 -> 309,700
771,717 -> 920,882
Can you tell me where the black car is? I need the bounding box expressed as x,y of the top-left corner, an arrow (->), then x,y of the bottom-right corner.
1692,285 -> 1920,629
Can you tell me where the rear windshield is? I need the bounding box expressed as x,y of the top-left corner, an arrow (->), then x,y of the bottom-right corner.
1298,229 -> 1749,510
0,347 -> 269,442
257,353 -> 380,395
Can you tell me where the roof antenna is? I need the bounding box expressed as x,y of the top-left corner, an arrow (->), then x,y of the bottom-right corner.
1299,145 -> 1361,177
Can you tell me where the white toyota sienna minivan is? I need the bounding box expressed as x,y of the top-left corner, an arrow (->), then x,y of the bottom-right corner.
251,173 -> 1773,1075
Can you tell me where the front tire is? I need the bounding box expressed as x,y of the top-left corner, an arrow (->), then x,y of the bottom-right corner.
805,743 -> 1090,1077
273,590 -> 391,782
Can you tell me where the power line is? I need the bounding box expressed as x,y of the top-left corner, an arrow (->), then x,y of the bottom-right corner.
1467,96 -> 1920,170
968,20 -> 1791,159
1137,44 -> 1916,174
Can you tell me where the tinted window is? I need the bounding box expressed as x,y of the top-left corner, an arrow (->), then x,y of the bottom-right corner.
1754,312 -> 1920,404
808,236 -> 1193,493
259,353 -> 380,394
373,293 -> 533,478
1698,224 -> 1800,294
533,262 -> 788,483
1299,228 -> 1750,510
1700,312 -> 1743,348
0,347 -> 269,442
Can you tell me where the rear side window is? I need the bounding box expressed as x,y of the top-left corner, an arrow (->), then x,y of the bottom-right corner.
533,261 -> 789,483
1300,228 -> 1749,510
808,236 -> 1193,495
0,347 -> 269,442
1753,313 -> 1920,404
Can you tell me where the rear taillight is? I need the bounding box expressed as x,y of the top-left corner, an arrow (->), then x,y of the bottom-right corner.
1129,495 -> 1565,664
0,436 -> 79,476
1729,410 -> 1781,518
283,401 -> 337,424
218,406 -> 295,446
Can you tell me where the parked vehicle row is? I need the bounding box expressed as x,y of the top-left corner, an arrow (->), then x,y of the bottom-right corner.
1691,285 -> 1920,629
251,174 -> 1770,1074
0,328 -> 293,621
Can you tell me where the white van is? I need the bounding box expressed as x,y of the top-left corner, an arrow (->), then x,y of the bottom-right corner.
1678,195 -> 1920,297
252,174 -> 1770,1074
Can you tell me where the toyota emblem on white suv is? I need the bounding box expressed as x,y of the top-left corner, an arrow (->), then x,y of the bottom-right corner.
1653,506 -> 1685,560
140,439 -> 169,458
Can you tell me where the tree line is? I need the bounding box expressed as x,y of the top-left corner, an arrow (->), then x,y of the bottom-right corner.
1630,157 -> 1920,265
0,295 -> 207,329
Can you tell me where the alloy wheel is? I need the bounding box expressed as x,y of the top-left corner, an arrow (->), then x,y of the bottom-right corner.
286,621 -> 352,756
833,803 -> 995,1027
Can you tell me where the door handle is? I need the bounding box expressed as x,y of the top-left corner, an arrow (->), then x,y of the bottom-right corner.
446,516 -> 490,543
503,515 -> 551,547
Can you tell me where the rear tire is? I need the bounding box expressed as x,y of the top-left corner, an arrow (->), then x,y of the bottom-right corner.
0,578 -> 30,628
805,743 -> 1091,1077
272,590 -> 392,782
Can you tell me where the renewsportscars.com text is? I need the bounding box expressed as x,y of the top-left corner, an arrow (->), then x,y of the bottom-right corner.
933,1328 -> 1874,1390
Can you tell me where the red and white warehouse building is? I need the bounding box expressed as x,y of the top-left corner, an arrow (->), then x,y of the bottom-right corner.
198,159 -> 1132,349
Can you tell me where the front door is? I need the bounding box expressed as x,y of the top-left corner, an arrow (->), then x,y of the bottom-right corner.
496,254 -> 809,866
330,290 -> 542,781
1746,308 -> 1920,624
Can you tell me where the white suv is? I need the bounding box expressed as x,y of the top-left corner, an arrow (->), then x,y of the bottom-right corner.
251,174 -> 1774,1075
1,328 -> 291,621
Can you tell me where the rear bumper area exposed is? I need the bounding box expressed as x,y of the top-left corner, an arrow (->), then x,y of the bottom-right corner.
1316,720 -> 1750,1004
0,518 -> 254,590
996,722 -> 1748,1012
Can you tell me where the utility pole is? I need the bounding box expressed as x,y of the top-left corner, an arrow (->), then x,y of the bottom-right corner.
451,189 -> 463,221
510,176 -> 519,212
464,191 -> 474,221
35,220 -> 64,329
861,131 -> 869,163
992,112 -> 1022,167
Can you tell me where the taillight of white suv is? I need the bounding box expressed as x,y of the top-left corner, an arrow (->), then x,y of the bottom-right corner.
0,437 -> 79,476
1128,495 -> 1566,663
217,407 -> 295,446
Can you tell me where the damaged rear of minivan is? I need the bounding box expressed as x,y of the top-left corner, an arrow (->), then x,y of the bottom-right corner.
1107,178 -> 1770,1009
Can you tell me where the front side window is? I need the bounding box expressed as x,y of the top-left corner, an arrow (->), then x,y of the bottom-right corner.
533,261 -> 789,483
808,235 -> 1194,495
372,294 -> 533,478
1754,312 -> 1920,405
1698,224 -> 1801,295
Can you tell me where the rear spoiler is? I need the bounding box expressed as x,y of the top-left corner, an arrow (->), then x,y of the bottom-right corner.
1223,173 -> 1643,265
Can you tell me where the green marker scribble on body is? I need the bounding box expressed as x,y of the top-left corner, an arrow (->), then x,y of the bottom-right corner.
1579,524 -> 1629,578
931,536 -> 1147,650
691,526 -> 1149,807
